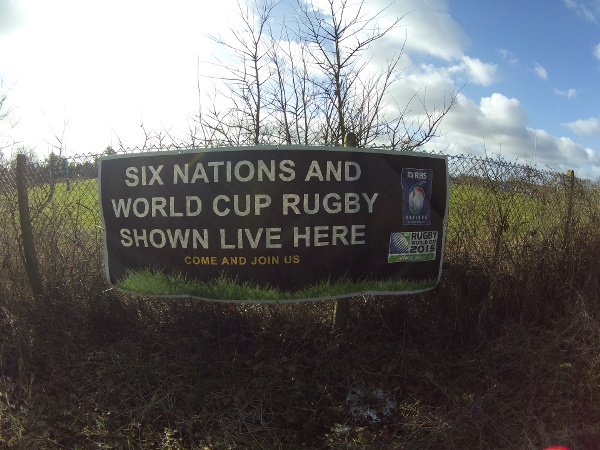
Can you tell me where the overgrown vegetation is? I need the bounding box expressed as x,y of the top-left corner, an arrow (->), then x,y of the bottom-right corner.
1,0 -> 598,445
1,152 -> 600,449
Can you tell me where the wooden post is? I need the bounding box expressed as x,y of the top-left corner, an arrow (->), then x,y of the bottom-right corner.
16,154 -> 45,303
563,169 -> 575,253
333,132 -> 358,329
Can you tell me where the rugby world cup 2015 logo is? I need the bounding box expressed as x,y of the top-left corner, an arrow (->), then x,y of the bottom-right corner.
402,168 -> 433,225
388,231 -> 438,263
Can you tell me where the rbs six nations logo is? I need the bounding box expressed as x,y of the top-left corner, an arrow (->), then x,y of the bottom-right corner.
401,168 -> 433,225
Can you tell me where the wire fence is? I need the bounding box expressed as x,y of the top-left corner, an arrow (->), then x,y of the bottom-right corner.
0,147 -> 595,303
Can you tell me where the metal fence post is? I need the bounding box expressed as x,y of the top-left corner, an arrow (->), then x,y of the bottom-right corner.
16,154 -> 45,303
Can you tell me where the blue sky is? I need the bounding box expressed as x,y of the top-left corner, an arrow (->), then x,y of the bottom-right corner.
0,0 -> 599,178
451,0 -> 600,147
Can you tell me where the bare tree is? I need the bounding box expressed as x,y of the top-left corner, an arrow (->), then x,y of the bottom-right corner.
385,87 -> 458,151
266,27 -> 323,145
199,0 -> 277,146
296,0 -> 407,144
0,78 -> 19,154
0,83 -> 8,123
192,0 -> 457,151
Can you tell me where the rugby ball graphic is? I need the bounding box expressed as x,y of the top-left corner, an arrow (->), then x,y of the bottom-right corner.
409,186 -> 426,214
389,233 -> 410,254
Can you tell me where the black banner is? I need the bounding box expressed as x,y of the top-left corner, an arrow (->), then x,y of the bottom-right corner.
99,146 -> 448,301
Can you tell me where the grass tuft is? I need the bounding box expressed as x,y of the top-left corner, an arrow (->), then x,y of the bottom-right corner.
117,269 -> 437,302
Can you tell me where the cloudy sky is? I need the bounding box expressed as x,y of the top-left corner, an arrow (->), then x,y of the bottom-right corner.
1,0 -> 599,178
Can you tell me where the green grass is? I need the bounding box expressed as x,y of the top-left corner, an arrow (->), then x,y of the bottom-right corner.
10,175 -> 576,301
5,176 -> 573,253
117,269 -> 438,301
36,178 -> 101,231
446,182 -> 573,247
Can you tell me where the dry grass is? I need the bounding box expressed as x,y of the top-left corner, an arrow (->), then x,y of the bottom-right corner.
1,164 -> 600,449
2,252 -> 600,449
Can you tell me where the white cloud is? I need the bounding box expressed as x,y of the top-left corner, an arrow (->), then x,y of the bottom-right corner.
397,56 -> 497,96
496,48 -> 518,65
0,0 -> 26,35
555,88 -> 578,99
367,0 -> 469,61
459,56 -> 498,86
533,62 -> 548,80
391,63 -> 457,115
442,93 -> 528,137
533,131 -> 599,170
563,0 -> 600,23
479,94 -> 528,129
423,92 -> 600,177
594,42 -> 600,60
563,117 -> 600,137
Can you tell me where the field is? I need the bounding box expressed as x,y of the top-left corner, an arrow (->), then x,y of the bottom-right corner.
1,157 -> 600,449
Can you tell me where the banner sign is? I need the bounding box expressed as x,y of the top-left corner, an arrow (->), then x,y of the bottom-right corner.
99,146 -> 448,302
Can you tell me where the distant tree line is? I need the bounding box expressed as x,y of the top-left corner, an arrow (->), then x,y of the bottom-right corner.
0,148 -> 108,191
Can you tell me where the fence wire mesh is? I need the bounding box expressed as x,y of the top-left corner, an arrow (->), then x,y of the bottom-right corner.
446,154 -> 594,269
0,148 -> 597,302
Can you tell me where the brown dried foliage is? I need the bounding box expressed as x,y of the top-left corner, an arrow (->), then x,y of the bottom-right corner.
1,154 -> 599,449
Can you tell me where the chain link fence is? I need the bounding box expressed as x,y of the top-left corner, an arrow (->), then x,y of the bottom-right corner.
0,153 -> 104,305
0,147 -> 595,304
446,154 -> 594,269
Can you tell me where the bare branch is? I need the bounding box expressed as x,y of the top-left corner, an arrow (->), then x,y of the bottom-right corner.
189,0 -> 455,152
